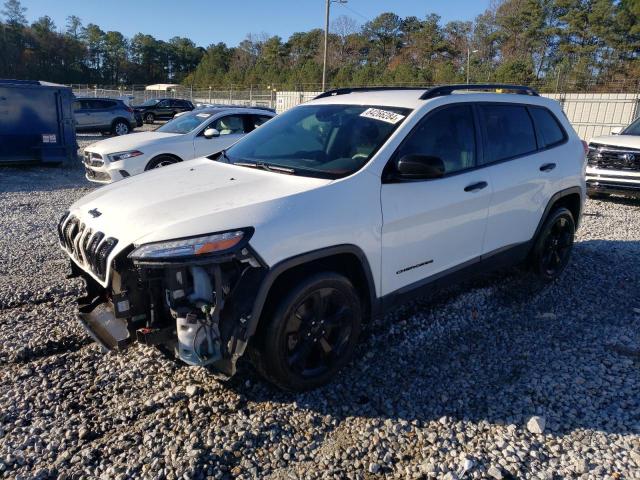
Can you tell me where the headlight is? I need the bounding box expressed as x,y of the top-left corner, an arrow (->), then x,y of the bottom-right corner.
108,150 -> 144,162
128,229 -> 250,261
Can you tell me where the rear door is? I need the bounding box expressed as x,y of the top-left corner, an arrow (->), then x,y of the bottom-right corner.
380,104 -> 492,295
92,99 -> 116,129
478,103 -> 559,254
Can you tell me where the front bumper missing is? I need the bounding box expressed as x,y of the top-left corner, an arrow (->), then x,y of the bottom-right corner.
77,297 -> 131,351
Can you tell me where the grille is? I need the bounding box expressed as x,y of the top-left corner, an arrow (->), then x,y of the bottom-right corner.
83,151 -> 104,167
58,214 -> 118,280
587,143 -> 640,171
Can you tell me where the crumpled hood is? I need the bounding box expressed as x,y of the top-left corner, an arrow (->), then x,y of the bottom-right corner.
69,158 -> 330,252
85,131 -> 181,155
589,134 -> 640,150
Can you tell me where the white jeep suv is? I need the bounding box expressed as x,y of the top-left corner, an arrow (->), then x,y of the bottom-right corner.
586,116 -> 640,198
59,84 -> 585,391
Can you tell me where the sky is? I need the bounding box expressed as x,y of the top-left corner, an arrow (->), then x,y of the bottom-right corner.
18,0 -> 490,47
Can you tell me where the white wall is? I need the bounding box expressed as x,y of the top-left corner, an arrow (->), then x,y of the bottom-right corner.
276,90 -> 640,140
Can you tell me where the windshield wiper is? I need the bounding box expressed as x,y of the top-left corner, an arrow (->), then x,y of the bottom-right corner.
233,161 -> 295,175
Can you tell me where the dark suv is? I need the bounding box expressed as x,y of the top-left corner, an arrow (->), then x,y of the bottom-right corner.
73,98 -> 138,136
134,98 -> 194,124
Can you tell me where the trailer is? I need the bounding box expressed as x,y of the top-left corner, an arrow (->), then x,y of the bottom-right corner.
0,79 -> 77,165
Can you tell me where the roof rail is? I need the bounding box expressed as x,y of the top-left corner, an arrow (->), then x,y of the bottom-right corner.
314,86 -> 425,100
420,84 -> 539,99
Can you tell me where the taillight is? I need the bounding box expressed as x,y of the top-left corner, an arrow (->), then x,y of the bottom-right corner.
581,140 -> 589,155
126,106 -> 134,113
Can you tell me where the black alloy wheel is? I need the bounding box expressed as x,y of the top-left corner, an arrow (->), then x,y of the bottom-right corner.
532,207 -> 575,281
256,272 -> 362,391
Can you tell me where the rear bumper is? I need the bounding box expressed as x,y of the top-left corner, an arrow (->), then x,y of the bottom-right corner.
587,180 -> 640,197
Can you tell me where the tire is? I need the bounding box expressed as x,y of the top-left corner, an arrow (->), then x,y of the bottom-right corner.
112,120 -> 130,136
144,113 -> 155,124
145,155 -> 179,170
530,207 -> 575,281
253,272 -> 362,391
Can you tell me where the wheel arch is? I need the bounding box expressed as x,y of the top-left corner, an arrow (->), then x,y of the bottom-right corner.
248,245 -> 378,342
111,116 -> 132,128
534,186 -> 583,240
145,153 -> 183,170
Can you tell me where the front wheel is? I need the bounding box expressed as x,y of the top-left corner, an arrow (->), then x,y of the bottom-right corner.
145,155 -> 179,170
255,272 -> 362,391
530,207 -> 575,281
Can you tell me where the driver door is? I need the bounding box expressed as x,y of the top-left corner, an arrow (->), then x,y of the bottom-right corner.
193,114 -> 247,157
380,103 -> 492,296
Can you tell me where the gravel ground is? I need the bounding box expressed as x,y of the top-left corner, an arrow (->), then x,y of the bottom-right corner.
0,132 -> 639,480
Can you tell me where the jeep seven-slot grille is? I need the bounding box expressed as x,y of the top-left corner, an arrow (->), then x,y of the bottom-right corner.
587,143 -> 640,171
58,214 -> 118,280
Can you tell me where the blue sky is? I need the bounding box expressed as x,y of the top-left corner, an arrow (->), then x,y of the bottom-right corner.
19,0 -> 490,47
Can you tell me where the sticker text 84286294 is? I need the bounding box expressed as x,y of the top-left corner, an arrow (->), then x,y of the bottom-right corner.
359,108 -> 405,125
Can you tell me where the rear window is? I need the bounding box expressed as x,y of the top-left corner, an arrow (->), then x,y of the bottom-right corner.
479,104 -> 537,164
529,107 -> 566,148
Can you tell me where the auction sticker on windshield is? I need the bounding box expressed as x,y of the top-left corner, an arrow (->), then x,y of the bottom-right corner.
360,108 -> 405,124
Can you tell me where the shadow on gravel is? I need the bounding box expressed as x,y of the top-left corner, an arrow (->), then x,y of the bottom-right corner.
225,239 -> 640,438
2,335 -> 92,365
0,164 -> 92,194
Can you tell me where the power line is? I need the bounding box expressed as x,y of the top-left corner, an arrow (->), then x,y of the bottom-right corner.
337,3 -> 369,22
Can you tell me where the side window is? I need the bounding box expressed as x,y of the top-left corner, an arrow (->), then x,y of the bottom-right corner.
479,104 -> 537,164
214,115 -> 246,135
395,104 -> 476,175
72,101 -> 82,111
529,107 -> 566,148
157,100 -> 170,108
245,114 -> 273,132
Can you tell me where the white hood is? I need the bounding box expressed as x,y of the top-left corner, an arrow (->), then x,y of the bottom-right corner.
69,158 -> 330,277
589,134 -> 640,149
86,131 -> 182,155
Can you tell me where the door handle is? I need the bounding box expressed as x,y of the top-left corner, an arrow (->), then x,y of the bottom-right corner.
540,163 -> 556,172
464,181 -> 488,192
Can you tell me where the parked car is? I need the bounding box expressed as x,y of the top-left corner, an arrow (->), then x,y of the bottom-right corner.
81,107 -> 275,183
59,84 -> 585,391
133,98 -> 194,124
586,116 -> 640,198
73,97 -> 137,136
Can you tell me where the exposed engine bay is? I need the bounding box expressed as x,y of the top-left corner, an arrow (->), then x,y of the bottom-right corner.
71,245 -> 266,378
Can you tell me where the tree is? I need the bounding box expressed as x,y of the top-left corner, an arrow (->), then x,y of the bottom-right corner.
2,0 -> 26,26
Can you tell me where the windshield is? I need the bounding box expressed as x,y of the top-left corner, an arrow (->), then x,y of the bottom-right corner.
224,104 -> 411,178
156,112 -> 212,134
622,117 -> 640,136
139,99 -> 160,107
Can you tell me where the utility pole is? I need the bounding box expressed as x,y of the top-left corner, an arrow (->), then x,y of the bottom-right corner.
466,47 -> 478,84
322,0 -> 330,92
322,0 -> 347,92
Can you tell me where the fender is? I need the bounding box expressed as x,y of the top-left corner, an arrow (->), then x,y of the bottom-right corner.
533,186 -> 583,240
247,244 -> 378,337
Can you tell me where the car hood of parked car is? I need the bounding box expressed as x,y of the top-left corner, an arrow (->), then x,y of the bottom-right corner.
589,134 -> 640,149
69,157 -> 331,255
86,131 -> 183,155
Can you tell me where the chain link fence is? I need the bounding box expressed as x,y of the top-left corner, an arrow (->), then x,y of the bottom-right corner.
70,81 -> 640,139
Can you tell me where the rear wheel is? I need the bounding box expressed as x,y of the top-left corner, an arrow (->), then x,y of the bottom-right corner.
144,112 -> 155,124
254,272 -> 362,391
145,155 -> 179,170
530,207 -> 575,281
112,120 -> 130,136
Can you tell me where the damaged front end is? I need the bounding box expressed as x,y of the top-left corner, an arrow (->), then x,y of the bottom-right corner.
65,225 -> 267,378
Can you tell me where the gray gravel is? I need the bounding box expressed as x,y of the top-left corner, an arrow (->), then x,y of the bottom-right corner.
1,134 -> 639,479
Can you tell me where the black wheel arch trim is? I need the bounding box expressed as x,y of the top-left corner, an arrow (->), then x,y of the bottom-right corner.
533,186 -> 583,239
247,244 -> 378,338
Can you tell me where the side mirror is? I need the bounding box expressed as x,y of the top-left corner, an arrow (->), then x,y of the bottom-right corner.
204,128 -> 220,139
395,154 -> 445,180
610,127 -> 622,135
